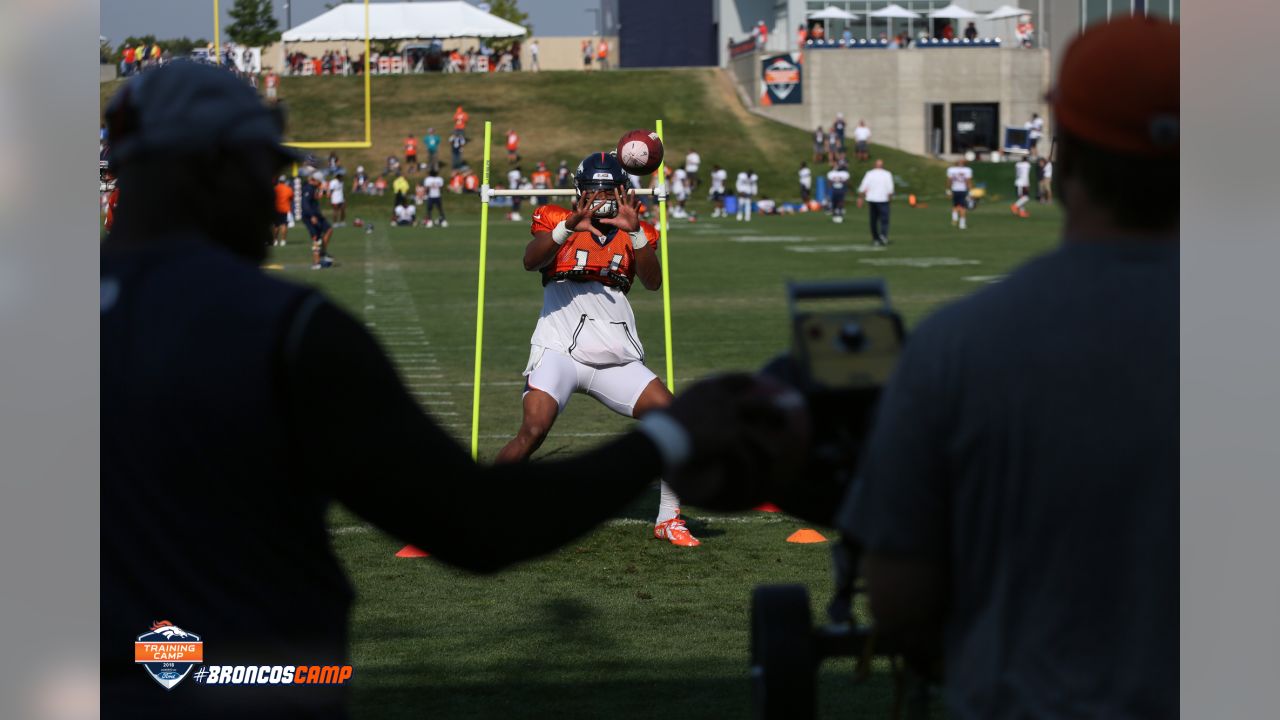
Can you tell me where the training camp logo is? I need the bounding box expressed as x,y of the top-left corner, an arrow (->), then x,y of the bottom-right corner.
135,620 -> 204,690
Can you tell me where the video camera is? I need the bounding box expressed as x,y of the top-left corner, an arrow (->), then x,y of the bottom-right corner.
753,280 -> 935,719
757,279 -> 903,526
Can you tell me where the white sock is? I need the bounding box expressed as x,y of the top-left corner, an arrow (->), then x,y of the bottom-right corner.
951,210 -> 958,222
959,217 -> 966,229
656,482 -> 681,525
1016,195 -> 1029,209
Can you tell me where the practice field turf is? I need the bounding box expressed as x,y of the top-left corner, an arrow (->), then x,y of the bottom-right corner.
266,188 -> 1061,719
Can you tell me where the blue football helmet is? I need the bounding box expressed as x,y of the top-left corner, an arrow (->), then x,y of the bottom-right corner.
574,151 -> 627,218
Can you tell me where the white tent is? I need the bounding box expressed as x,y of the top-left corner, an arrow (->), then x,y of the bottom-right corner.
281,1 -> 527,42
928,3 -> 980,19
809,6 -> 859,20
867,3 -> 921,40
985,4 -> 1031,20
808,6 -> 861,41
868,4 -> 923,19
985,5 -> 1031,43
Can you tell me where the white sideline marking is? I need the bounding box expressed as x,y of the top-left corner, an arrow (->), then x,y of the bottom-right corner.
859,257 -> 980,268
963,275 -> 1004,283
786,244 -> 886,253
729,236 -> 814,243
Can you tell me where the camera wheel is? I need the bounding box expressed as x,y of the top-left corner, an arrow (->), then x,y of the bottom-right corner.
751,584 -> 817,720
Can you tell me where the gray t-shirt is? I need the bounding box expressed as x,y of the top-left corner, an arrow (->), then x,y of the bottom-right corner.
841,240 -> 1177,719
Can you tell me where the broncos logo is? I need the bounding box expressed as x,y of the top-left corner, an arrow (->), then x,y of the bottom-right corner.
149,620 -> 192,639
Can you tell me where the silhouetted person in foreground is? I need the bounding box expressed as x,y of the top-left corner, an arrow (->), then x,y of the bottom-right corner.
844,16 -> 1179,718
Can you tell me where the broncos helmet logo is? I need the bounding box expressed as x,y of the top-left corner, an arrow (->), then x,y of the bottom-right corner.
149,620 -> 192,639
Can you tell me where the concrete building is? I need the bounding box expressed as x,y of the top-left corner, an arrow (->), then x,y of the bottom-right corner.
730,44 -> 1050,157
720,0 -> 1179,156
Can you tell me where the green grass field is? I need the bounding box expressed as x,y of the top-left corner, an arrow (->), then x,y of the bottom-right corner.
105,66 -> 1061,717
272,186 -> 1060,719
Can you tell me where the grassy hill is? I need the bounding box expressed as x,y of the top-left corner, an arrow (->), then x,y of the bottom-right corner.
100,68 -> 946,205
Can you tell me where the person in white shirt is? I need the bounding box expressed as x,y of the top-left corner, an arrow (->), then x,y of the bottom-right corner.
798,162 -> 812,204
856,159 -> 894,246
735,169 -> 758,222
683,149 -> 701,193
1012,157 -> 1032,217
328,174 -> 346,227
529,39 -> 540,72
708,165 -> 728,217
1026,113 -> 1045,157
853,120 -> 872,162
827,162 -> 851,223
1038,157 -> 1053,204
422,167 -> 447,227
946,158 -> 974,230
671,167 -> 689,218
393,200 -> 416,226
508,166 -> 524,221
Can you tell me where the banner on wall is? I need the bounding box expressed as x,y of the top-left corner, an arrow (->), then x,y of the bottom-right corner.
760,53 -> 802,106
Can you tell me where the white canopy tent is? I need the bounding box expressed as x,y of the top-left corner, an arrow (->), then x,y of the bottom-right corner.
867,4 -> 922,42
928,3 -> 980,19
985,4 -> 1031,19
868,4 -> 923,19
281,1 -> 527,42
985,4 -> 1032,43
808,6 -> 861,41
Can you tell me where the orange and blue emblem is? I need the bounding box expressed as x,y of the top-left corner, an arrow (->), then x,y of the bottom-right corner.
134,620 -> 204,690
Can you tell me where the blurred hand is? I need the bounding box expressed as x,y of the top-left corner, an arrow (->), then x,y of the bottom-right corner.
565,191 -> 605,238
658,374 -> 810,511
598,187 -> 639,233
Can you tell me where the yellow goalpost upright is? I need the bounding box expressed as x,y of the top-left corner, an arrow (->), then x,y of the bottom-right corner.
213,0 -> 373,149
469,120 -> 678,459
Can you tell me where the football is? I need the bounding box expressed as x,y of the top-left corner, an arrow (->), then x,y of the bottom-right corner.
616,129 -> 664,176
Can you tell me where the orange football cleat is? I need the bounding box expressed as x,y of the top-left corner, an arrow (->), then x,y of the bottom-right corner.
1018,209 -> 1031,218
654,518 -> 701,547
1010,203 -> 1020,216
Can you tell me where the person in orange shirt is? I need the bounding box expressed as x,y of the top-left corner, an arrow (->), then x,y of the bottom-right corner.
530,161 -> 552,207
273,175 -> 294,247
506,128 -> 520,162
596,39 -> 609,70
404,134 -> 419,169
453,105 -> 469,138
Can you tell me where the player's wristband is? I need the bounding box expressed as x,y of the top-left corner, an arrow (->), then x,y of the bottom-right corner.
551,220 -> 572,245
637,412 -> 692,470
629,229 -> 649,250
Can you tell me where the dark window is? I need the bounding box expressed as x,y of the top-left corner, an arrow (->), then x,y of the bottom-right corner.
950,102 -> 999,154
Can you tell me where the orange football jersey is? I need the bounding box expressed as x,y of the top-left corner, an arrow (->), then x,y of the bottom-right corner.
530,205 -> 658,292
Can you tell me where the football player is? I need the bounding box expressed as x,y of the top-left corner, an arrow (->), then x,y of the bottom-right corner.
495,152 -> 700,547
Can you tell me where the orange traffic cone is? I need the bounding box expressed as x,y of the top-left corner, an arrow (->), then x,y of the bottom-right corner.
786,529 -> 827,544
395,545 -> 430,558
908,193 -> 917,207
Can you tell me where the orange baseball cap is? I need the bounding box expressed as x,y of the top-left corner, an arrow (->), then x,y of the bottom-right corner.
1048,15 -> 1179,156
